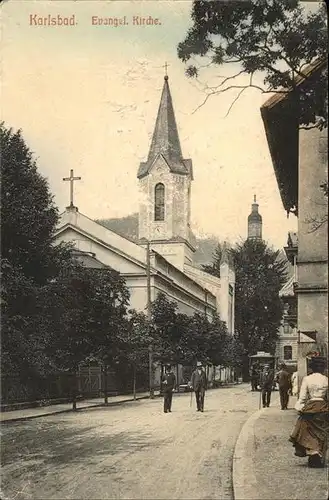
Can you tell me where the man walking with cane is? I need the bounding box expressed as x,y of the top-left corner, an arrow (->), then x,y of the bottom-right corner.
190,362 -> 207,412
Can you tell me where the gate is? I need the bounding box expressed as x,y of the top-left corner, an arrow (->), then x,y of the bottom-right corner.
78,365 -> 102,397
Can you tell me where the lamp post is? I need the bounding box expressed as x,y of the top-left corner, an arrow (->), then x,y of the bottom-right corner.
146,241 -> 154,398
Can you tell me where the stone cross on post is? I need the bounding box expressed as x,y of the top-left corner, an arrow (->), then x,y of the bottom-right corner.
63,169 -> 81,208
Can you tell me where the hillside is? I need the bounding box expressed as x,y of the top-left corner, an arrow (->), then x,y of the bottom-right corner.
96,213 -> 219,267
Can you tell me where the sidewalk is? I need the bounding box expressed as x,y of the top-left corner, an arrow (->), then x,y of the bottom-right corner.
0,391 -> 154,423
233,395 -> 328,500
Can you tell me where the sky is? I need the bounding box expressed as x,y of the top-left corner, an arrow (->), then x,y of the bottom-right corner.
3,0 -> 319,249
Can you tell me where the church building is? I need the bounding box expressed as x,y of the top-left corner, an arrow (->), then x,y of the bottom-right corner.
54,75 -> 235,349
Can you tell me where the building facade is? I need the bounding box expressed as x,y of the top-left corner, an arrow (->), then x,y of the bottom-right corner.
276,239 -> 298,372
261,59 -> 328,381
54,75 -> 236,387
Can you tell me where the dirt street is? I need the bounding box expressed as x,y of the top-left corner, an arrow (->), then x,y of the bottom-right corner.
1,384 -> 260,500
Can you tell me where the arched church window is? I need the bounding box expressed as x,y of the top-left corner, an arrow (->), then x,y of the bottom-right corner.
154,183 -> 165,221
283,345 -> 292,360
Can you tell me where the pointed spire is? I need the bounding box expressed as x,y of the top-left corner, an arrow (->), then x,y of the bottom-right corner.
147,75 -> 183,164
254,194 -> 257,203
137,75 -> 191,179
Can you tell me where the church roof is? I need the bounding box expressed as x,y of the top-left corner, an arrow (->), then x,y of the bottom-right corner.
71,249 -> 111,269
248,196 -> 262,222
138,76 -> 192,179
55,208 -> 216,303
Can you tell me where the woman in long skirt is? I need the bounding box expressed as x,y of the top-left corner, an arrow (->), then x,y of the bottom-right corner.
289,356 -> 328,468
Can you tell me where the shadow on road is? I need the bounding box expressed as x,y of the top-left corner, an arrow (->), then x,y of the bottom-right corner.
1,419 -> 165,472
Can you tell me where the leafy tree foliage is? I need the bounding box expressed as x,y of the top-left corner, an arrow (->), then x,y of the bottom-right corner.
121,310 -> 153,398
151,293 -> 231,369
43,267 -> 129,372
202,243 -> 223,277
0,123 -> 70,284
0,123 -> 71,385
203,239 -> 288,379
0,124 -> 131,405
151,293 -> 188,365
178,0 -> 327,126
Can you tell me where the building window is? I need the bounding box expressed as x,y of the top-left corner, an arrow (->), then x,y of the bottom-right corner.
283,345 -> 292,360
283,322 -> 290,334
154,183 -> 165,221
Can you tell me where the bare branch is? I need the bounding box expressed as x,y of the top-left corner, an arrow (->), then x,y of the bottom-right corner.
203,70 -> 246,91
224,87 -> 248,117
305,215 -> 328,233
224,73 -> 255,117
191,81 -> 287,114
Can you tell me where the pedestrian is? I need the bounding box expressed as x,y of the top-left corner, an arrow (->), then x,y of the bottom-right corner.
189,361 -> 207,412
259,363 -> 274,408
291,370 -> 298,396
162,364 -> 176,413
275,363 -> 292,410
250,364 -> 258,391
289,356 -> 329,468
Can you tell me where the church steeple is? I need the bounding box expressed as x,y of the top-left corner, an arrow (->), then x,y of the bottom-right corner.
137,75 -> 191,179
248,195 -> 262,240
137,73 -> 195,270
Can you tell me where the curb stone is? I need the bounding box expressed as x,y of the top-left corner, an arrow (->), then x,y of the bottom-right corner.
0,395 -> 151,424
232,393 -> 279,500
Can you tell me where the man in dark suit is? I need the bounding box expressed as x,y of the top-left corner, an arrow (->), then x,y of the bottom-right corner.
250,364 -> 259,391
190,362 -> 207,412
162,365 -> 176,413
275,363 -> 292,410
260,364 -> 274,408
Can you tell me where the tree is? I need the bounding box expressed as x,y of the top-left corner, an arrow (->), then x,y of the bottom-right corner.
123,310 -> 152,400
1,259 -> 43,382
0,123 -> 72,394
202,243 -> 223,277
178,0 -> 327,126
0,123 -> 71,284
43,266 -> 130,407
203,239 -> 288,380
151,293 -> 182,365
151,293 -> 233,387
87,268 -> 130,404
221,334 -> 245,378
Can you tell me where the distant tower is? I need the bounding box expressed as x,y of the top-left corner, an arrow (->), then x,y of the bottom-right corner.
248,195 -> 262,240
137,73 -> 195,270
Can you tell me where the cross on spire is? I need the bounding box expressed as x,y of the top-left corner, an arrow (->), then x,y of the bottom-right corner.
163,61 -> 169,78
63,169 -> 81,208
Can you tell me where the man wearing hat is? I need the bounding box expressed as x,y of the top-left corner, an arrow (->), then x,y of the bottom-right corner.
190,362 -> 207,412
275,363 -> 292,410
260,363 -> 275,408
162,365 -> 176,413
